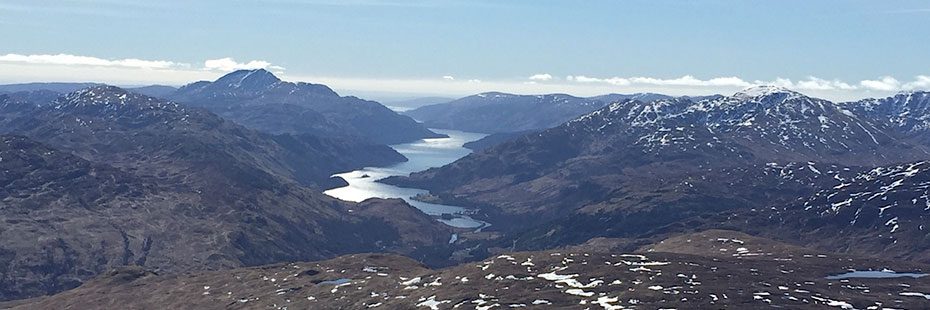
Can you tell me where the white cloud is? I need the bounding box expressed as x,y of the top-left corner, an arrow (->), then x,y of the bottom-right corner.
203,57 -> 284,72
0,53 -> 183,69
528,73 -> 553,81
761,76 -> 858,91
903,75 -> 930,90
0,53 -> 288,74
796,77 -> 857,91
567,75 -> 631,86
860,76 -> 901,91
1,52 -> 928,102
628,75 -> 751,87
564,74 -> 930,94
568,75 -> 750,87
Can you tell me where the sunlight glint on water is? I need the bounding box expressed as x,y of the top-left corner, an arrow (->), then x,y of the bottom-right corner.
324,129 -> 488,228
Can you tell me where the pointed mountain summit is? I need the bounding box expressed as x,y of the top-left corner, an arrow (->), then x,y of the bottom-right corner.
213,68 -> 281,89
731,85 -> 801,99
174,69 -> 337,101
170,70 -> 442,144
707,85 -> 820,119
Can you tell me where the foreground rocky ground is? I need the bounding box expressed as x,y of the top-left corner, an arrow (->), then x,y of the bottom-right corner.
6,230 -> 929,309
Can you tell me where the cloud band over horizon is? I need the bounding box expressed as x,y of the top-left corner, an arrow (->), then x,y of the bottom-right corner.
0,52 -> 928,101
0,53 -> 284,73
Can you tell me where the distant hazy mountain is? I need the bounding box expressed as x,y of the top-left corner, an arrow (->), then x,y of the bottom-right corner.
0,89 -> 61,106
462,130 -> 538,151
405,92 -> 607,133
590,93 -> 722,103
383,96 -> 455,111
386,86 -> 930,259
588,92 -> 674,103
170,69 -> 444,144
0,84 -> 179,106
0,82 -> 102,93
0,87 -> 451,301
127,85 -> 177,98
405,92 -> 719,134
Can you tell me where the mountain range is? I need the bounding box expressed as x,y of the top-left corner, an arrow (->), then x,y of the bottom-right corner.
0,82 -> 104,94
385,87 -> 930,260
404,92 -> 723,134
4,79 -> 930,308
382,96 -> 455,111
0,87 -> 454,301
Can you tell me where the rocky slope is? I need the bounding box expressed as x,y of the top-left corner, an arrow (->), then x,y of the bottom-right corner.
747,160 -> 930,262
170,69 -> 444,144
8,230 -> 929,309
844,91 -> 930,144
0,88 -> 452,301
385,87 -> 930,258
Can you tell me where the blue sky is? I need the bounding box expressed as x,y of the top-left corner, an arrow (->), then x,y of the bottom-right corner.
0,0 -> 928,100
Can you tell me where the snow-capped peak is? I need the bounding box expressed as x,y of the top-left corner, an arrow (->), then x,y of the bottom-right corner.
475,92 -> 515,98
733,85 -> 802,99
214,69 -> 281,90
58,86 -> 134,107
54,85 -> 182,112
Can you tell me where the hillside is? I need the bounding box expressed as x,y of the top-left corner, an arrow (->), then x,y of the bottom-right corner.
0,88 -> 451,301
8,230 -> 929,309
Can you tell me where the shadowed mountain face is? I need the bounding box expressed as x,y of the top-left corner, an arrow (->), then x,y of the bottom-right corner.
170,69 -> 445,144
385,87 -> 930,258
8,230 -> 930,310
0,88 -> 452,301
